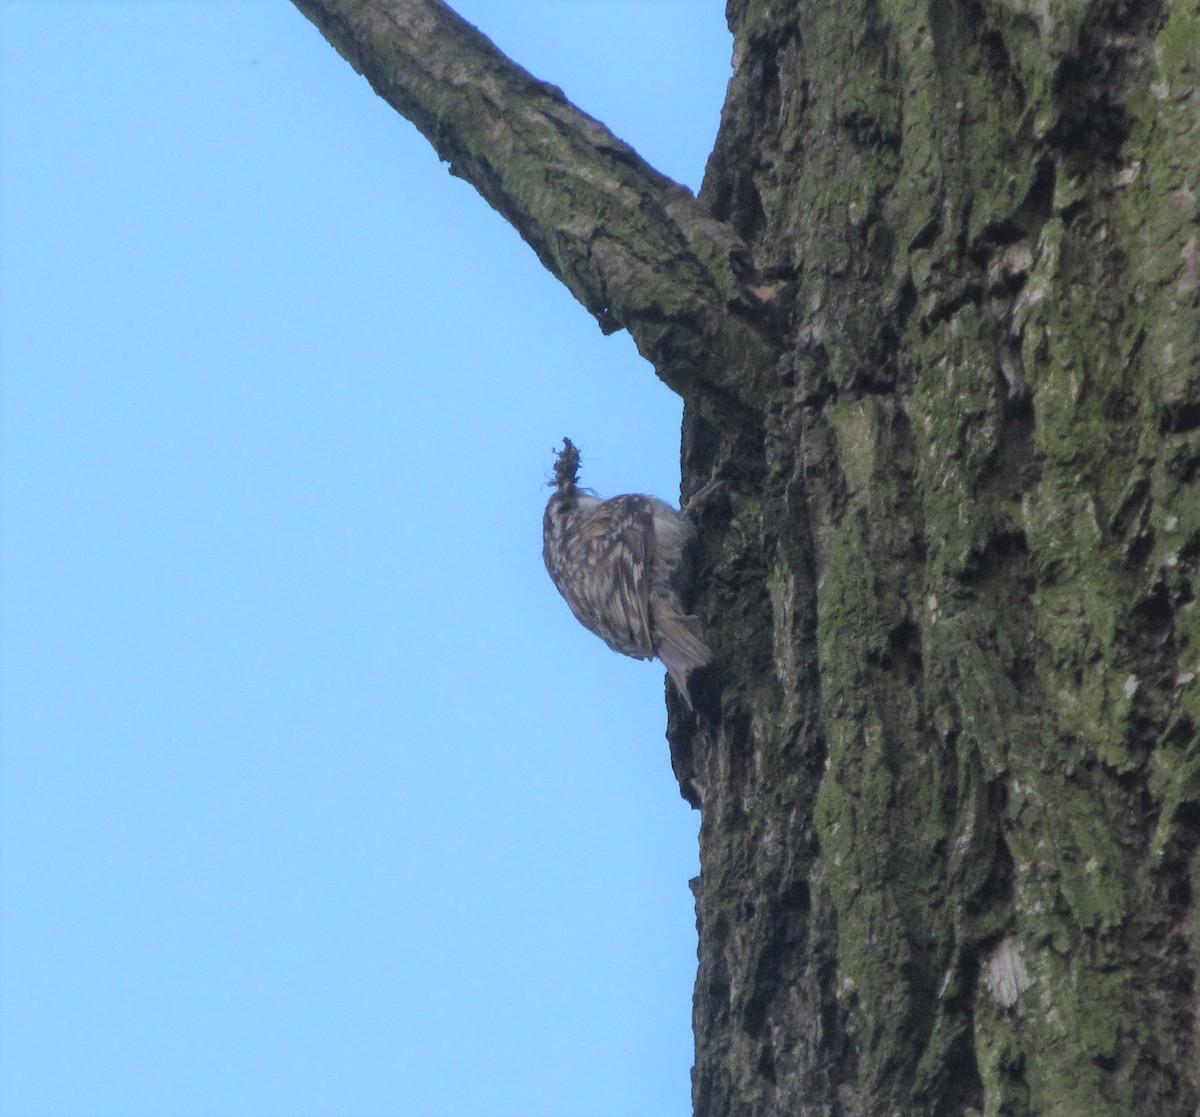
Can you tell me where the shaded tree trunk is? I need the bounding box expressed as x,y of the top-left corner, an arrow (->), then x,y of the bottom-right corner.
291,1 -> 1200,1113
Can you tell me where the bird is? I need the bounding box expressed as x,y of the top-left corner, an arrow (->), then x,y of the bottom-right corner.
542,437 -> 712,705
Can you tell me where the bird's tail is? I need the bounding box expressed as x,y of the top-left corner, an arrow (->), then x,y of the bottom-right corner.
653,606 -> 712,708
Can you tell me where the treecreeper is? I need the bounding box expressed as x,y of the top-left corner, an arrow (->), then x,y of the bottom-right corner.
542,437 -> 712,708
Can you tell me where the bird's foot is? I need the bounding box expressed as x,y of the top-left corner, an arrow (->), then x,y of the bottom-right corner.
682,476 -> 727,519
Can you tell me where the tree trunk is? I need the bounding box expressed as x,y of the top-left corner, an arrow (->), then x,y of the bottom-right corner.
291,1 -> 1200,1113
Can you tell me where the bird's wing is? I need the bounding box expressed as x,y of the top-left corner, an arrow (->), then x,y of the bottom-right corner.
564,495 -> 657,660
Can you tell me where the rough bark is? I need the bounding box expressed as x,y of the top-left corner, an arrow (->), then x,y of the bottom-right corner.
288,0 -> 775,406
292,1 -> 1200,1114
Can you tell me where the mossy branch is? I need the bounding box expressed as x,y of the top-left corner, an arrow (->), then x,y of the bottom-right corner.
290,0 -> 777,402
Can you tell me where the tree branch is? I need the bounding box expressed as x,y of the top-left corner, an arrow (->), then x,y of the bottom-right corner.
290,0 -> 777,402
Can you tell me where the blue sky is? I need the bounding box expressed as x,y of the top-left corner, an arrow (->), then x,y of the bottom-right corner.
0,3 -> 731,1115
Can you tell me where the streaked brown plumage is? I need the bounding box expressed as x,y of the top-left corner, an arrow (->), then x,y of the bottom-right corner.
542,438 -> 711,704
